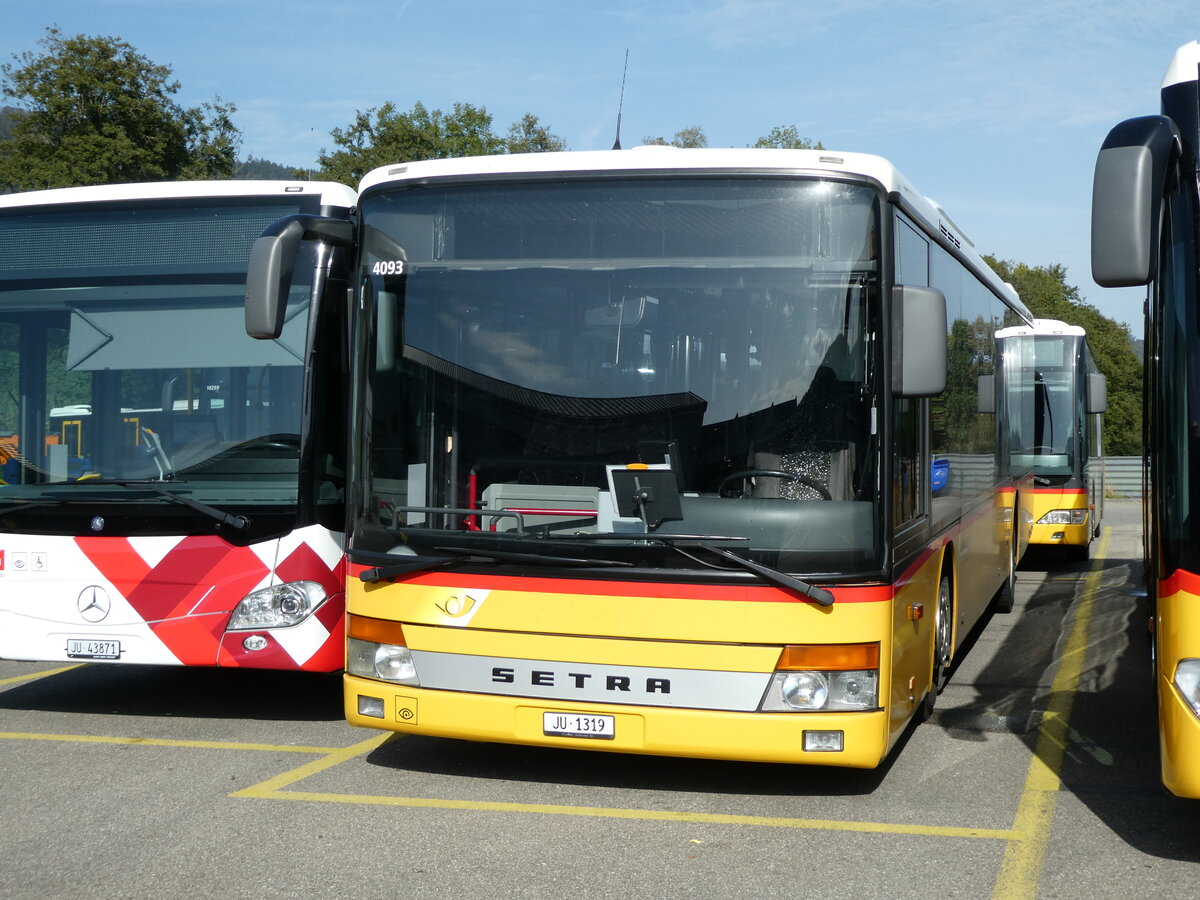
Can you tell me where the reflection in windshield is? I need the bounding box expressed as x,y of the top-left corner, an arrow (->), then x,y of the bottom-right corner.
355,177 -> 883,575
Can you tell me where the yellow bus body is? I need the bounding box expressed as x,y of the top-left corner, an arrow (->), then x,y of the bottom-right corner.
1156,574 -> 1200,798
1028,488 -> 1092,549
345,545 -> 951,767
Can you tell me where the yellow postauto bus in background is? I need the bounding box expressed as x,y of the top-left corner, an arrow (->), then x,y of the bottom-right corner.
249,147 -> 1033,767
1092,39 -> 1200,798
996,319 -> 1106,561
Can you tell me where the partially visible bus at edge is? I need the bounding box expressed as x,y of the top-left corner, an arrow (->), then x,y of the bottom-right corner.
250,148 -> 1034,767
996,319 -> 1107,561
0,180 -> 355,670
1092,39 -> 1200,797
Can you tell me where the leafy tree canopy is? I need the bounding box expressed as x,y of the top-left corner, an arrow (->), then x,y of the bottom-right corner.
642,126 -> 708,148
985,256 -> 1143,456
316,102 -> 566,185
0,27 -> 240,190
753,125 -> 824,150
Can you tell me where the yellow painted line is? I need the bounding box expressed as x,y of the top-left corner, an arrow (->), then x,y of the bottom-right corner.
231,733 -> 393,796
992,528 -> 1111,900
0,732 -> 343,754
252,787 -> 1019,838
0,664 -> 83,686
235,732 -> 1013,839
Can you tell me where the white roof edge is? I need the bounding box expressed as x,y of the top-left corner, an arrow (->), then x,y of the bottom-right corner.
0,180 -> 356,210
1162,40 -> 1200,88
358,147 -> 1027,316
996,318 -> 1086,339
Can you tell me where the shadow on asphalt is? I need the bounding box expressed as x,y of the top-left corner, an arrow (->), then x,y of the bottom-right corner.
0,664 -> 344,721
363,728 -> 902,798
946,540 -> 1200,863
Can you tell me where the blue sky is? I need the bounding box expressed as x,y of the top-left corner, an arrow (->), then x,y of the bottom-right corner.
5,1 -> 1198,336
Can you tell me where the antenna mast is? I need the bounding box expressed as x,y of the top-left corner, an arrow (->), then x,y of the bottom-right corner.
612,49 -> 628,150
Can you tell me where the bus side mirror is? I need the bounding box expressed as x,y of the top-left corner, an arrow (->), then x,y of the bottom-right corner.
1091,115 -> 1177,288
1087,373 -> 1108,414
245,215 -> 354,340
977,374 -> 995,414
892,285 -> 947,398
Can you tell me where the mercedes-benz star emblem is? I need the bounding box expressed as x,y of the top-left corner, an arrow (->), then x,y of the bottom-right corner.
77,586 -> 111,623
90,516 -> 105,532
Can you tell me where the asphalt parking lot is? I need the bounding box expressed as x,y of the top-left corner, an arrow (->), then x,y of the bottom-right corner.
1,500 -> 1197,899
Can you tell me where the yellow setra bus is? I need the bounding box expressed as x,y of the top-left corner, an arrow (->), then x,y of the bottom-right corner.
249,147 -> 1034,767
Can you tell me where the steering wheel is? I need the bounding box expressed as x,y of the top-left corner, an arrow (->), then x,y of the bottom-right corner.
718,469 -> 832,501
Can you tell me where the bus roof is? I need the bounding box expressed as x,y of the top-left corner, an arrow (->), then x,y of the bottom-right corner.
995,318 -> 1086,339
359,146 -> 1026,315
0,180 -> 357,210
1163,40 -> 1200,89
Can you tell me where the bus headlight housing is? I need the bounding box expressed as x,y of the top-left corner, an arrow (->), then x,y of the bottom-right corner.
228,581 -> 326,630
346,615 -> 420,685
1038,509 -> 1087,525
759,644 -> 880,712
1173,659 -> 1200,718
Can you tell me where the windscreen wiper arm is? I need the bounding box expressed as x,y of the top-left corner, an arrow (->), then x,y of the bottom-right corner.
433,546 -> 635,568
700,545 -> 835,606
554,532 -> 833,604
359,554 -> 462,583
357,544 -> 633,583
76,480 -> 250,532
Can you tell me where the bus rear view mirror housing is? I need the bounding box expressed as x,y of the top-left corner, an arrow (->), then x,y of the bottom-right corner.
1087,372 -> 1108,415
892,285 -> 946,398
245,214 -> 354,339
1091,115 -> 1179,288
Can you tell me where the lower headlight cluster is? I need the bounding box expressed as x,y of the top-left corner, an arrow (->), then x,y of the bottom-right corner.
1173,659 -> 1200,717
761,669 -> 879,711
1038,509 -> 1087,526
347,638 -> 420,685
227,581 -> 326,630
759,643 -> 880,712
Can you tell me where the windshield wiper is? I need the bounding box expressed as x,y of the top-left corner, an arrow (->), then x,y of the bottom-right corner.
699,545 -> 834,606
551,533 -> 834,604
359,554 -> 462,583
433,546 -> 634,568
74,480 -> 250,532
357,544 -> 632,583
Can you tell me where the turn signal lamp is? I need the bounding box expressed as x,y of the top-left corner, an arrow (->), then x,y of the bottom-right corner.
346,614 -> 419,685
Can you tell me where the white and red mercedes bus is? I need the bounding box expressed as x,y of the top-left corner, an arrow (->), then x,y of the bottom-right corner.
0,180 -> 354,670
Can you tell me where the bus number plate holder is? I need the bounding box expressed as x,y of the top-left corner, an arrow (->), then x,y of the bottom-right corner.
66,639 -> 121,660
543,711 -> 615,739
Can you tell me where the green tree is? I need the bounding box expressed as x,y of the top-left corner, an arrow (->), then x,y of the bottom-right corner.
985,256 -> 1143,456
753,125 -> 824,150
642,126 -> 708,148
0,27 -> 240,190
505,113 -> 567,154
317,102 -> 562,184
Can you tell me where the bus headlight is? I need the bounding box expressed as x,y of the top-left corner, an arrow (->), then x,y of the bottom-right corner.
347,638 -> 420,685
1173,659 -> 1200,718
228,581 -> 326,630
759,644 -> 880,712
1038,509 -> 1087,525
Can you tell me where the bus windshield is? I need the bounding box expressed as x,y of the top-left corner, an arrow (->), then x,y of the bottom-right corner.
1008,335 -> 1078,477
354,176 -> 883,575
0,197 -> 317,508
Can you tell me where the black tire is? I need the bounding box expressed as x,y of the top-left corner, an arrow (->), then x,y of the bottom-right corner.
994,536 -> 1018,614
922,570 -> 954,721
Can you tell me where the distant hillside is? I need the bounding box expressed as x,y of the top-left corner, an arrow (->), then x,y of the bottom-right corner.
235,157 -> 301,180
